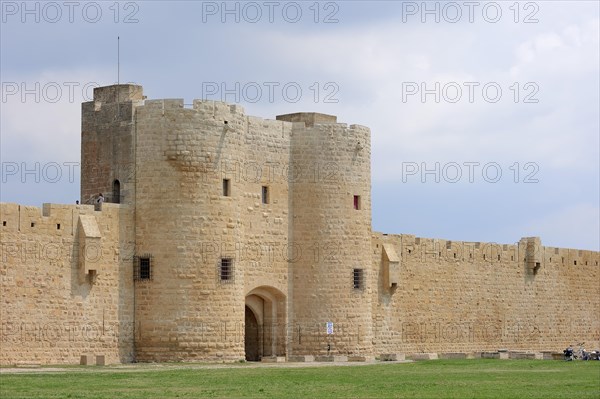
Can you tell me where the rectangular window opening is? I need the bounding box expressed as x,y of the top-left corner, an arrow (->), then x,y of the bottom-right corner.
57,223 -> 61,230
223,179 -> 231,197
220,258 -> 233,282
353,268 -> 364,290
353,195 -> 361,210
134,256 -> 152,281
262,186 -> 269,204
574,260 -> 577,265
30,222 -> 35,227
2,221 -> 6,226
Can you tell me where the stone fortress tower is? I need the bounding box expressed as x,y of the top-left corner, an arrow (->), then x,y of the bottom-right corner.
279,113 -> 373,358
80,84 -> 373,361
1,84 -> 597,365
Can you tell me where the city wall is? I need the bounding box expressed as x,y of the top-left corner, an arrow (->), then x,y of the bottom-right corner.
1,84 -> 598,364
0,202 -> 134,365
371,233 -> 600,355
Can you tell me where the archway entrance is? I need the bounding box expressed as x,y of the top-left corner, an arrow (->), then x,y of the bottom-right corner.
245,306 -> 260,361
245,286 -> 286,361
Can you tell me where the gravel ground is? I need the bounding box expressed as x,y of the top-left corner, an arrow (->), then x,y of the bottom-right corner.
0,359 -> 411,374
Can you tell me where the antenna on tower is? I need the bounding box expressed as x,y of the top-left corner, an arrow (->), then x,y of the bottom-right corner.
117,36 -> 121,115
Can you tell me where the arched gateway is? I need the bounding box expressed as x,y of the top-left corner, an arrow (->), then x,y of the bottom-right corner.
244,286 -> 286,361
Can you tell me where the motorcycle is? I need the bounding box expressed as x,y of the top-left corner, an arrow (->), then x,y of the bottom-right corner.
563,346 -> 574,361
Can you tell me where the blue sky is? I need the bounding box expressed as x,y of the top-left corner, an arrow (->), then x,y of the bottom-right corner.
1,1 -> 599,250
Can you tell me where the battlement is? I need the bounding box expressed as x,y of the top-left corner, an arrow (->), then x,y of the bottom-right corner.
0,202 -> 124,235
93,84 -> 144,104
95,90 -> 369,137
373,232 -> 599,267
276,112 -> 337,127
139,99 -> 247,115
136,99 -> 369,138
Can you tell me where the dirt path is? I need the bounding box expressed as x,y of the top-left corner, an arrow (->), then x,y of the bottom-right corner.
0,360 -> 411,374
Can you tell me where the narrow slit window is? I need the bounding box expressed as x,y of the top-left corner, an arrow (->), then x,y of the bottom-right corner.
113,179 -> 121,204
223,179 -> 231,197
262,186 -> 269,204
31,222 -> 35,227
220,258 -> 233,282
57,224 -> 61,230
353,195 -> 361,210
353,268 -> 364,290
2,221 -> 6,226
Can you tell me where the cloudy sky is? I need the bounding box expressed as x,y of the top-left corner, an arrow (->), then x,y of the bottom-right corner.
1,1 -> 598,250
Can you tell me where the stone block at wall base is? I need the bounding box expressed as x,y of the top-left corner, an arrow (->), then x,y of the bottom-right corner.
409,353 -> 438,360
541,352 -> 564,360
380,353 -> 405,361
509,352 -> 536,360
348,355 -> 374,362
287,355 -> 314,362
261,356 -> 286,363
481,352 -> 500,359
439,352 -> 468,359
80,355 -> 94,365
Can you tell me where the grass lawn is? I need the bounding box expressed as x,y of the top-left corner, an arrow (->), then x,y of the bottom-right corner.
0,360 -> 599,399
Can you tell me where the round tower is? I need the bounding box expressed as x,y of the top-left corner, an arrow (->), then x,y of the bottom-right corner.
131,98 -> 291,361
279,113 -> 373,358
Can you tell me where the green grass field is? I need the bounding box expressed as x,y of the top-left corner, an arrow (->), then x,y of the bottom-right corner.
1,360 -> 598,399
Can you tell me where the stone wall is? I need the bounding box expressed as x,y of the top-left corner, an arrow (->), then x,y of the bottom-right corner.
0,202 -> 134,365
1,84 -> 598,364
285,117 -> 374,357
80,84 -> 143,205
371,233 -> 600,355
131,99 -> 291,361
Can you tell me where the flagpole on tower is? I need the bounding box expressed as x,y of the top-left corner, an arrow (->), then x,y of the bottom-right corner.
117,36 -> 121,114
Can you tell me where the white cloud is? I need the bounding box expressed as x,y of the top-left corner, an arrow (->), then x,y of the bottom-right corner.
1,69 -> 113,162
1,2 -> 597,250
